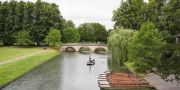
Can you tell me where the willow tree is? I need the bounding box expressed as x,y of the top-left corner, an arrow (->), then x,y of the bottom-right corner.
107,28 -> 136,65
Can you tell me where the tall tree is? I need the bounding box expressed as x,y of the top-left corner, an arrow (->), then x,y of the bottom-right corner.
3,0 -> 17,45
128,21 -> 165,72
108,28 -> 135,65
93,23 -> 107,42
156,43 -> 180,84
160,0 -> 180,35
23,1 -> 35,41
44,28 -> 61,47
63,27 -> 80,43
14,30 -> 33,45
78,22 -> 107,43
78,23 -> 93,42
0,0 -> 65,45
66,20 -> 75,28
14,0 -> 26,33
112,0 -> 145,30
0,1 -> 8,43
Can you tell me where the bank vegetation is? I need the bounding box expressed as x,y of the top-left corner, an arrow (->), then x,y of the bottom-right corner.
0,46 -> 59,87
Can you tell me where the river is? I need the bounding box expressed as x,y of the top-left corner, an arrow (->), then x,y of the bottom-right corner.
2,52 -> 152,90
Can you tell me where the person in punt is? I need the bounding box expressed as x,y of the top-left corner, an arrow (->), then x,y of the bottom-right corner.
89,58 -> 92,63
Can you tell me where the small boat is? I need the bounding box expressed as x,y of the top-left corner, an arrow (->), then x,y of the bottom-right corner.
87,59 -> 95,65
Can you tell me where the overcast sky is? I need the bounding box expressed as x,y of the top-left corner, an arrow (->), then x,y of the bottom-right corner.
58,0 -> 120,30
2,0 -> 121,30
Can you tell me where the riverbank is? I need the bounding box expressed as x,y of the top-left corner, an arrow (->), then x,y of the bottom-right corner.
124,61 -> 146,77
0,46 -> 60,88
124,61 -> 180,90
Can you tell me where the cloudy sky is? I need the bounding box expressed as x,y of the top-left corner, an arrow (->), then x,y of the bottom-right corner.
58,0 -> 120,29
2,0 -> 121,30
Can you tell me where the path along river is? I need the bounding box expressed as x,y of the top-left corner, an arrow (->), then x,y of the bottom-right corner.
1,52 -> 150,90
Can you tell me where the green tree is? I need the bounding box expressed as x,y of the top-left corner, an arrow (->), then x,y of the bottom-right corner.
112,0 -> 145,30
63,27 -> 80,43
31,0 -> 64,45
14,30 -> 33,45
14,1 -> 26,33
66,20 -> 75,28
78,23 -> 93,42
44,28 -> 61,47
156,43 -> 180,83
107,28 -> 135,65
78,22 -> 107,43
3,0 -> 17,45
160,0 -> 180,35
128,21 -> 165,72
61,20 -> 75,42
93,23 -> 107,42
0,1 -> 9,45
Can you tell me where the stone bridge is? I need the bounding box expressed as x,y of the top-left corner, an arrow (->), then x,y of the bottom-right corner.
60,43 -> 108,52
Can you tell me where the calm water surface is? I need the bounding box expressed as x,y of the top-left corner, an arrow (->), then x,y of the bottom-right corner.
2,52 -> 120,90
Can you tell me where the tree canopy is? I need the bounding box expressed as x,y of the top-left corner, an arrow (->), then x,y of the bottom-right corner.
156,43 -> 180,83
112,0 -> 180,35
63,27 -> 80,43
107,28 -> 136,65
128,21 -> 165,72
78,22 -> 107,43
44,28 -> 61,47
0,0 -> 64,45
65,20 -> 75,28
14,30 -> 33,45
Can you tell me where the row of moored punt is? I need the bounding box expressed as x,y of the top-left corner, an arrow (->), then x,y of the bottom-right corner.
98,71 -> 154,89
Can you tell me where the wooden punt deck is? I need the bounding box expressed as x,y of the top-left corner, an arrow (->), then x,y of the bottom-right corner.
98,71 -> 153,89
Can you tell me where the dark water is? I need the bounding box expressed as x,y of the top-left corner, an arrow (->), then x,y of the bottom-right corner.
2,52 -> 152,90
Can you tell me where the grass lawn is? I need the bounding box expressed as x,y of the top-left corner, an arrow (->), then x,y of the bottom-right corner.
0,47 -> 60,87
0,46 -> 44,62
124,61 -> 146,77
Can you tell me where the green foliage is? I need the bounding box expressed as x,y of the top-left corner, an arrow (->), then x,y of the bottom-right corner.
63,27 -> 80,43
93,23 -> 107,42
128,21 -> 166,73
0,0 -> 64,45
107,28 -> 136,65
14,30 -> 34,45
44,28 -> 61,47
112,0 -> 180,36
112,0 -> 145,30
160,0 -> 180,35
158,30 -> 175,43
156,43 -> 180,83
78,22 -> 107,43
65,20 -> 75,28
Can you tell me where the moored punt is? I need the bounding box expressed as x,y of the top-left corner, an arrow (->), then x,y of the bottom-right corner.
98,76 -> 107,79
98,79 -> 107,81
98,71 -> 153,89
98,81 -> 109,85
99,85 -> 110,88
99,74 -> 106,77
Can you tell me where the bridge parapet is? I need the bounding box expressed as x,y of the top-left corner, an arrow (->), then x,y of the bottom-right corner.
62,43 -> 107,46
60,43 -> 108,52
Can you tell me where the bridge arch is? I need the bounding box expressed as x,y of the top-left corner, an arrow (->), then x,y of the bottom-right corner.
79,46 -> 91,52
64,47 -> 76,51
94,46 -> 108,52
60,43 -> 108,52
